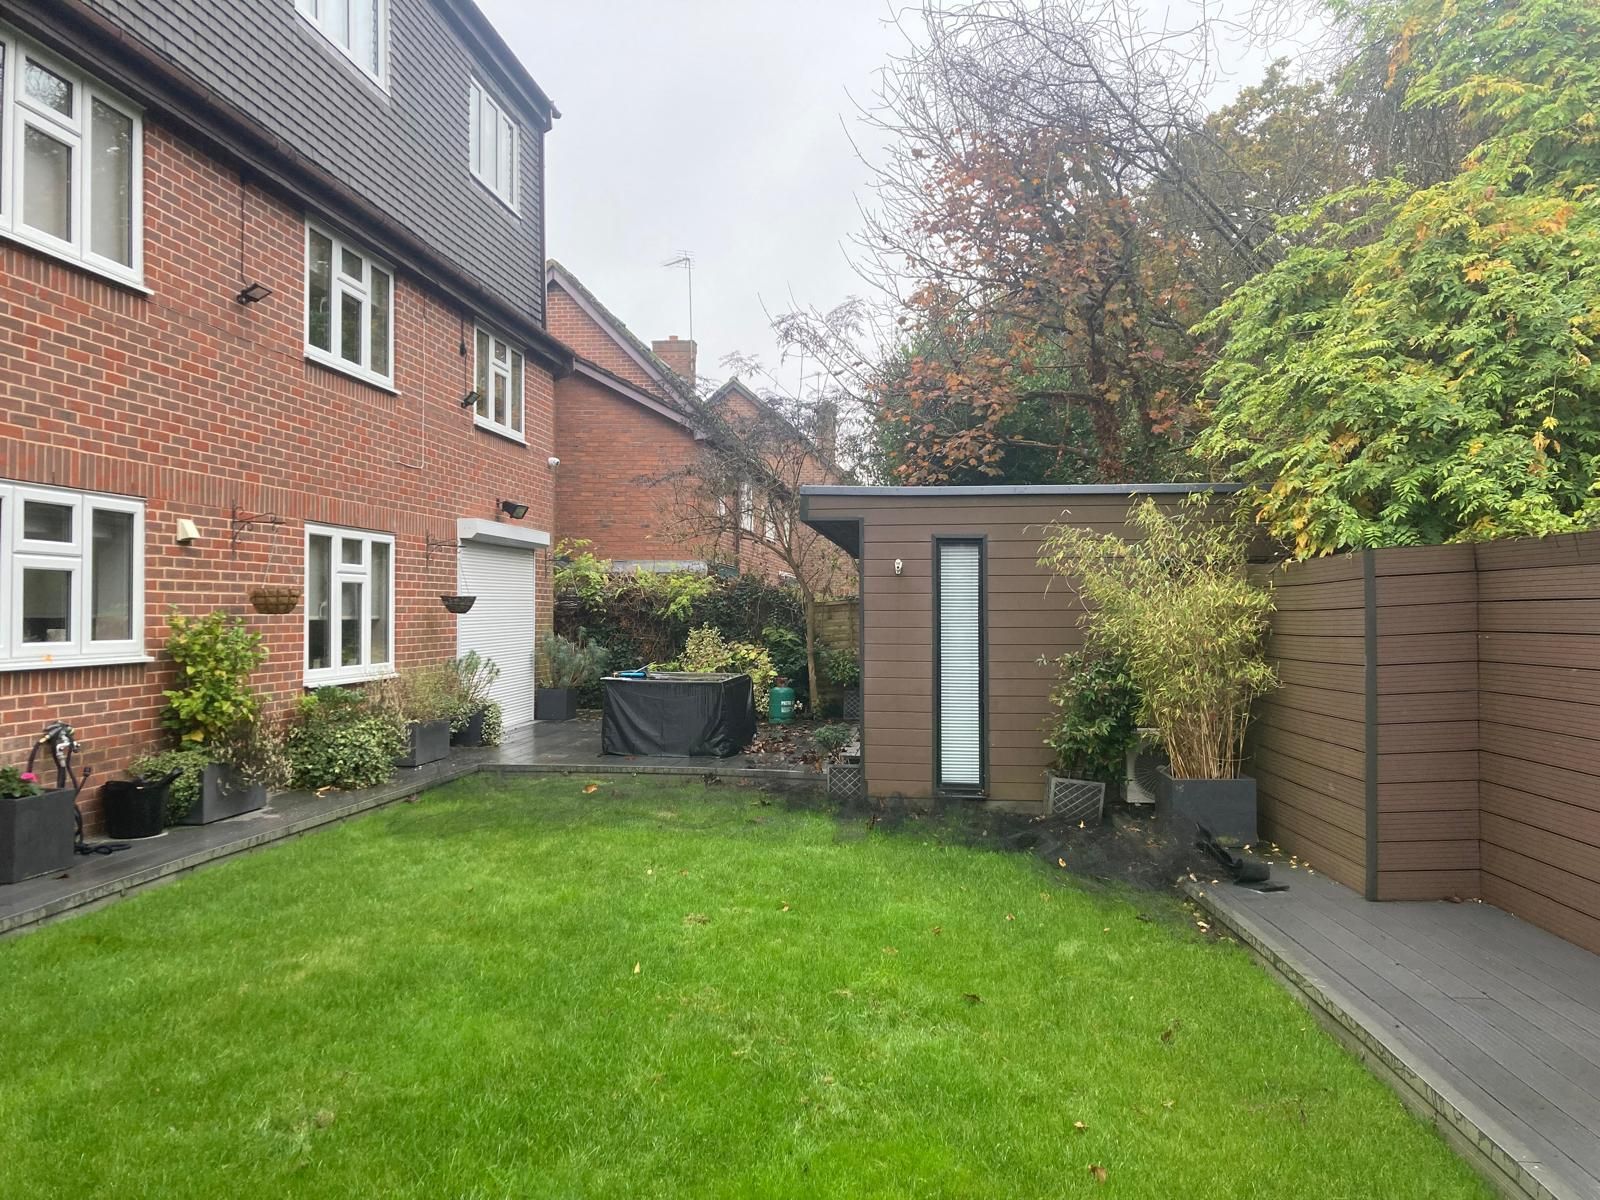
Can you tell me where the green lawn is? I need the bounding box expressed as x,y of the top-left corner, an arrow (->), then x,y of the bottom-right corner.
0,778 -> 1488,1199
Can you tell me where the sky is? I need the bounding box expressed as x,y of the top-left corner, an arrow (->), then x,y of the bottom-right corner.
478,1 -> 1325,401
478,0 -> 903,402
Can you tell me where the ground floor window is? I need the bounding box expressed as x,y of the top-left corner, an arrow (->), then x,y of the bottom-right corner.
305,523 -> 393,685
0,480 -> 144,669
935,538 -> 984,792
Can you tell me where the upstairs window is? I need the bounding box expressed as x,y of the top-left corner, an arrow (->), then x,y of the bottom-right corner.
469,79 -> 518,211
0,31 -> 143,285
295,0 -> 387,84
305,221 -> 394,388
0,481 -> 145,670
473,325 -> 525,440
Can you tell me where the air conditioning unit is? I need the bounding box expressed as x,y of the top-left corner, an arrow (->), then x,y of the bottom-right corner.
1125,728 -> 1167,806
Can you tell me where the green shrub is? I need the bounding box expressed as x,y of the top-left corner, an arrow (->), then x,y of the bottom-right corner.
762,624 -> 808,681
1039,497 -> 1276,780
132,747 -> 212,825
214,722 -> 291,791
284,686 -> 405,791
160,611 -> 267,746
1043,649 -> 1141,788
820,646 -> 860,690
812,723 -> 856,755
676,626 -> 778,715
394,662 -> 460,723
448,651 -> 502,733
552,539 -> 611,605
479,701 -> 504,748
541,633 -> 610,689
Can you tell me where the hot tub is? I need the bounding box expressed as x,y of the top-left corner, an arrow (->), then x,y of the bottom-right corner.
601,672 -> 757,758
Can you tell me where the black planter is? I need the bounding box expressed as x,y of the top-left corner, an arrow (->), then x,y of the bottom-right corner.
1156,769 -> 1257,844
397,718 -> 452,768
451,707 -> 488,747
180,764 -> 267,825
0,787 -> 76,884
535,687 -> 578,722
102,778 -> 169,839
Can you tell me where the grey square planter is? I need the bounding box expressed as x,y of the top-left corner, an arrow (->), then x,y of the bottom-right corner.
397,718 -> 452,768
451,707 -> 488,747
1,787 -> 76,884
179,764 -> 267,825
1156,769 -> 1257,844
536,688 -> 578,722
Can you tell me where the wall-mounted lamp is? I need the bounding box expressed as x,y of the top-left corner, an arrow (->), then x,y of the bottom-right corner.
498,499 -> 530,520
175,518 -> 200,545
894,558 -> 904,576
460,389 -> 481,409
547,456 -> 561,469
234,281 -> 273,305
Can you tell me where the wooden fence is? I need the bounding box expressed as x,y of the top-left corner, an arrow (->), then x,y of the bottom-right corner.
1252,532 -> 1600,954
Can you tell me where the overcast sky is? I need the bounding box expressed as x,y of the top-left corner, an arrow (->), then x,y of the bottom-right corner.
478,2 -> 1323,400
477,0 -> 900,401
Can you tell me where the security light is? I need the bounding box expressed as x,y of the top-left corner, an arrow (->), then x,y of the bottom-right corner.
499,500 -> 530,520
234,281 -> 273,304
460,389 -> 481,409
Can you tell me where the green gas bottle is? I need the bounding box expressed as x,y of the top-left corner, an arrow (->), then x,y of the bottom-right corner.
769,681 -> 796,724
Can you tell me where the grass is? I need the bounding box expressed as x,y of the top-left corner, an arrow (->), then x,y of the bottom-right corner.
0,778 -> 1489,1199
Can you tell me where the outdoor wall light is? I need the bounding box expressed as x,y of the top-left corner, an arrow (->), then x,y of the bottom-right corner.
499,500 -> 530,520
460,389 -> 481,409
895,558 -> 904,575
234,281 -> 273,304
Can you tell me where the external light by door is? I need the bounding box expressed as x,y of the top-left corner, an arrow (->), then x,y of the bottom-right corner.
498,499 -> 530,520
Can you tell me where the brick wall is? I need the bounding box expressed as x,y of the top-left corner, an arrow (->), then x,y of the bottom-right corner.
0,118 -> 556,826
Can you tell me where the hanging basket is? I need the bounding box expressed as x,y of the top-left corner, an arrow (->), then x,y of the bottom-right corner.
248,585 -> 301,615
441,594 -> 477,614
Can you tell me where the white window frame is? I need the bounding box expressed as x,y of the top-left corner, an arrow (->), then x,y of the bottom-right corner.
739,482 -> 756,533
0,27 -> 145,288
468,78 -> 518,212
472,323 -> 525,442
294,0 -> 389,86
303,523 -> 395,686
304,220 -> 396,390
0,480 -> 146,671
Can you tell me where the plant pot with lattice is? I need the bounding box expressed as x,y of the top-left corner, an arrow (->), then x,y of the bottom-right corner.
1041,649 -> 1140,822
249,586 -> 301,615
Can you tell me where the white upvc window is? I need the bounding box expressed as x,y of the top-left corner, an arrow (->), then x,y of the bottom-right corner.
468,78 -> 518,211
304,524 -> 393,686
305,221 -> 394,388
0,28 -> 144,287
739,482 -> 756,533
295,0 -> 388,84
473,324 -> 525,441
0,481 -> 145,671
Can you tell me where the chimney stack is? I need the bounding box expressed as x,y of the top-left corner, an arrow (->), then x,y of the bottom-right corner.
814,399 -> 838,464
652,336 -> 697,386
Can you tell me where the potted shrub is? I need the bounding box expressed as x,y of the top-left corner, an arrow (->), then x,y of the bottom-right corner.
284,686 -> 406,791
155,610 -> 272,822
449,651 -> 502,747
129,748 -> 210,829
1041,648 -> 1141,821
0,765 -> 76,884
1039,497 -> 1277,843
537,632 -> 609,721
823,646 -> 861,719
391,665 -> 458,768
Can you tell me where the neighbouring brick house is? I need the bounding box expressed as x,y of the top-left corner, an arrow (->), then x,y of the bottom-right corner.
0,0 -> 570,827
546,260 -> 848,583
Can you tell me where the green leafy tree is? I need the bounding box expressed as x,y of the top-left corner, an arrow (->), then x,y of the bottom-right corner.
160,611 -> 267,745
1194,0 -> 1600,556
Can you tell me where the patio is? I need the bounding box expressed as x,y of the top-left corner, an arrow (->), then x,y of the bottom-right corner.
1190,867 -> 1600,1200
0,717 -> 817,938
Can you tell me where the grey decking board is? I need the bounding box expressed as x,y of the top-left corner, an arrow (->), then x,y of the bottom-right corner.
1196,875 -> 1600,1200
1203,884 -> 1594,1199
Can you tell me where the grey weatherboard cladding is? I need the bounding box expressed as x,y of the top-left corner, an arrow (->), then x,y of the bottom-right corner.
68,0 -> 547,324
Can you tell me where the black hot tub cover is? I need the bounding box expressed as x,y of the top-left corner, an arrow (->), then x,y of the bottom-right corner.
601,672 -> 758,758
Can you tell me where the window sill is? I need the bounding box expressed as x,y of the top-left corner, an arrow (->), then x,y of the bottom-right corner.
304,667 -> 397,689
0,653 -> 153,674
472,416 -> 527,446
0,226 -> 149,294
304,350 -> 400,395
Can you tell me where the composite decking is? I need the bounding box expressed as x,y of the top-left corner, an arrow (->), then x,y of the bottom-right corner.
1191,868 -> 1600,1200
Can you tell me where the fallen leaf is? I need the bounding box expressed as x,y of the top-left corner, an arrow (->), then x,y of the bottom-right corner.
882,946 -> 898,956
1162,1099 -> 1175,1109
1137,913 -> 1152,923
1073,1120 -> 1088,1132
633,962 -> 641,974
962,992 -> 982,1005
1089,1164 -> 1108,1183
683,913 -> 709,926
582,784 -> 599,794
1161,1020 -> 1182,1044
1057,858 -> 1067,868
931,925 -> 943,935
313,1109 -> 336,1129
781,903 -> 791,912
1005,913 -> 1015,922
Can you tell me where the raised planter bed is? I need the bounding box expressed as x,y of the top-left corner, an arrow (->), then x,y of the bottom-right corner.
397,718 -> 452,768
1,788 -> 76,884
180,764 -> 267,825
1156,769 -> 1256,844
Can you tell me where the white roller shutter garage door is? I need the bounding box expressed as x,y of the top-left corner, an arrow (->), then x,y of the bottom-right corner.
457,541 -> 538,729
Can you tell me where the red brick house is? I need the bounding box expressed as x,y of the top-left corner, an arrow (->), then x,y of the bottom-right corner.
547,261 -> 848,584
0,0 -> 570,824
